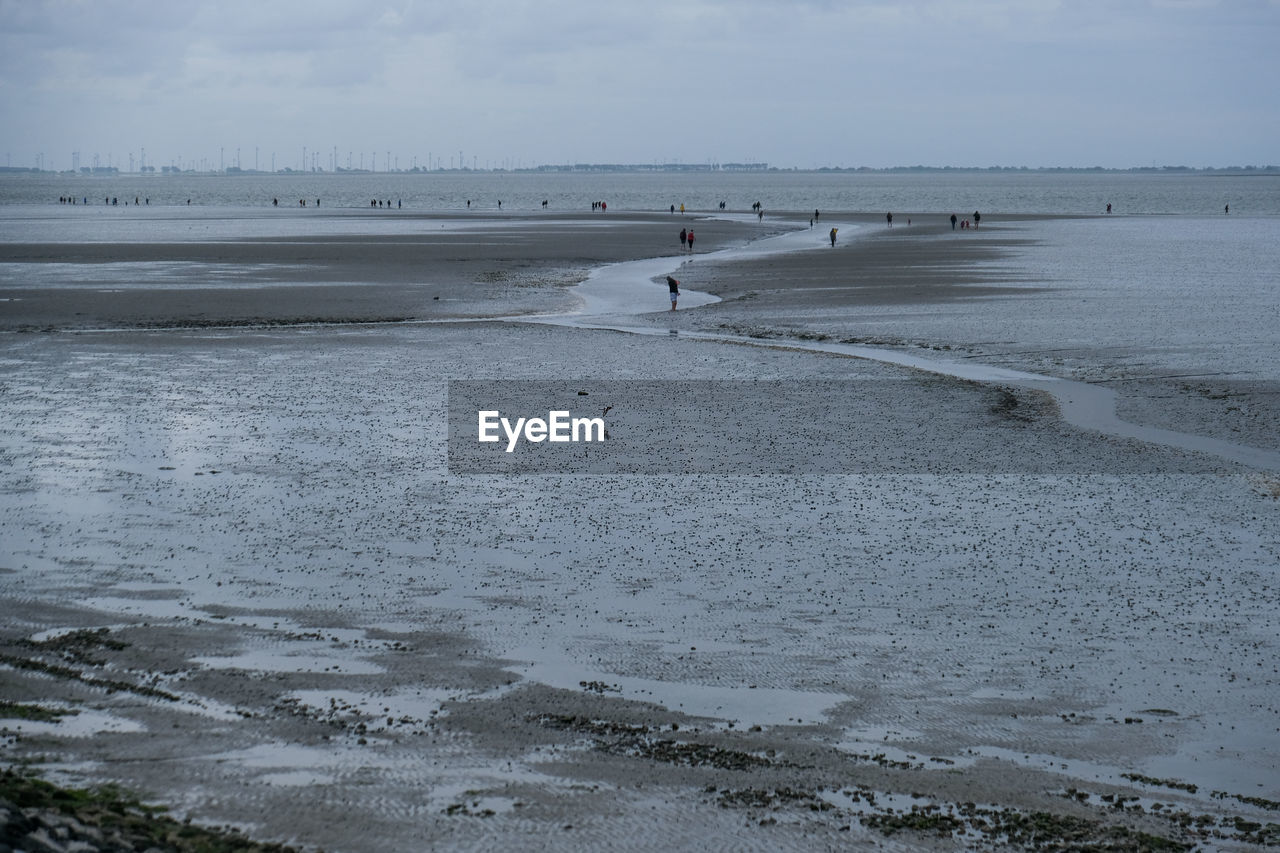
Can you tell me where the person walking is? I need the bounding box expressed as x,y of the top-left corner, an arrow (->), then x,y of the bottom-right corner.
950,213 -> 957,230
973,211 -> 981,228
679,228 -> 687,251
886,212 -> 893,227
667,276 -> 679,311
829,227 -> 838,247
686,229 -> 695,253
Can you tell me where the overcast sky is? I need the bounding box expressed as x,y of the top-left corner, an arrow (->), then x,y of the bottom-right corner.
2,0 -> 1277,171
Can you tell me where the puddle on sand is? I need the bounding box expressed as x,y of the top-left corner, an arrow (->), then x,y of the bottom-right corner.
0,707 -> 146,737
510,645 -> 847,727
190,648 -> 384,676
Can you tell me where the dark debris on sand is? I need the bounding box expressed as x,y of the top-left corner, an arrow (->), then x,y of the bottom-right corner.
0,767 -> 303,853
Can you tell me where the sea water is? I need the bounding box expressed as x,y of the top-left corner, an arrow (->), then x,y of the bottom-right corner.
1,169 -> 1277,215
820,214 -> 1280,380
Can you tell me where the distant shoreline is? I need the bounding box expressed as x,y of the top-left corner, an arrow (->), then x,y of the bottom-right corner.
3,164 -> 1278,177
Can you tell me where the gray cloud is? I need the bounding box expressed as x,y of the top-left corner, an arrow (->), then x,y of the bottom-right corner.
1,0 -> 1276,170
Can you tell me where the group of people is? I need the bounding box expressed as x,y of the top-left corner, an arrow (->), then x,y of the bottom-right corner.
678,227 -> 696,252
78,196 -> 150,206
950,211 -> 981,229
271,198 -> 325,207
670,201 -> 729,214
58,196 -> 197,205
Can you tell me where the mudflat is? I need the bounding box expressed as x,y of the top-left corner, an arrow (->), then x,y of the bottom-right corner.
0,211 -> 776,330
2,208 -> 1277,852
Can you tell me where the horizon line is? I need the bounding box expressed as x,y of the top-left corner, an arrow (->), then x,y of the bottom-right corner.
3,163 -> 1278,177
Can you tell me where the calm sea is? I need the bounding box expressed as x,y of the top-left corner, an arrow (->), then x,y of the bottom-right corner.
2,170 -> 1277,216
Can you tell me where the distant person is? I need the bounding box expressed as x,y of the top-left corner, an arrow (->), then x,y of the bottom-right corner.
973,211 -> 981,228
680,203 -> 685,215
950,213 -> 957,229
757,208 -> 763,222
1225,204 -> 1229,214
670,204 -> 675,214
686,230 -> 695,253
815,209 -> 820,221
601,201 -> 606,212
679,228 -> 687,250
273,198 -> 278,206
886,212 -> 893,227
829,227 -> 837,247
667,276 -> 679,311
1106,203 -> 1112,213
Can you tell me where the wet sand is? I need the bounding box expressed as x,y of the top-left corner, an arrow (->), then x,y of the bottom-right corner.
679,213 -> 1062,309
2,209 -> 1278,851
0,211 -> 781,330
